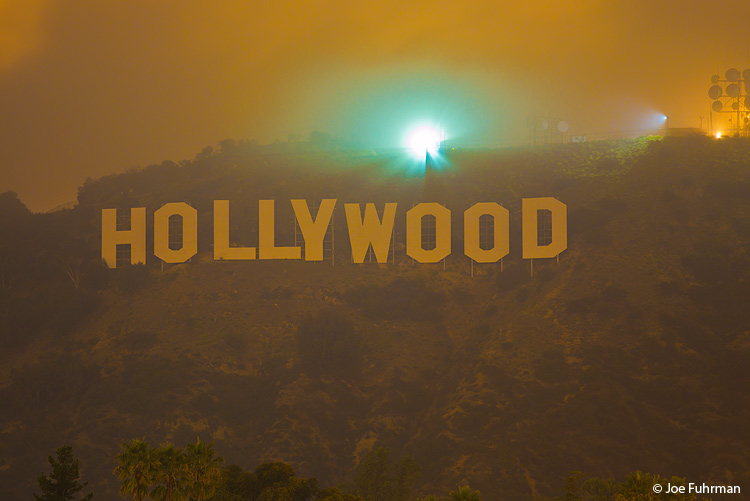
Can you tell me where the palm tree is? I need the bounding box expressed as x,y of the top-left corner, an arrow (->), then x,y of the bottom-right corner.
151,444 -> 188,501
449,485 -> 482,501
114,439 -> 156,501
184,438 -> 223,501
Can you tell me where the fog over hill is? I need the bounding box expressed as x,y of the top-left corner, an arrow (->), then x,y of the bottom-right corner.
2,136 -> 750,499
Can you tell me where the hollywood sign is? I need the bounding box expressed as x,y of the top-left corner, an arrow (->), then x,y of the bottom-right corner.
102,198 -> 566,268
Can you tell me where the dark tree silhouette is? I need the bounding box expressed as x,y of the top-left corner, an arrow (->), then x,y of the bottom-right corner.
34,445 -> 93,501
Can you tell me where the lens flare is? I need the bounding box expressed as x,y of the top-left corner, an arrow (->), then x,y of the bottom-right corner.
406,125 -> 441,157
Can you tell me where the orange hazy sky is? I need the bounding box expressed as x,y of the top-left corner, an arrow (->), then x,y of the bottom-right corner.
1,0 -> 748,211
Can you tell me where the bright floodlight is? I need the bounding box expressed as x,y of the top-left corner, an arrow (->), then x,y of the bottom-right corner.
406,125 -> 441,157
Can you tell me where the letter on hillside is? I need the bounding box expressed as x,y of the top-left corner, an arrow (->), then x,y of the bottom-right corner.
522,197 -> 567,259
291,199 -> 336,261
464,202 -> 509,263
102,208 -> 147,268
213,200 -> 256,260
406,203 -> 451,263
259,200 -> 301,259
154,203 -> 198,263
344,203 -> 397,264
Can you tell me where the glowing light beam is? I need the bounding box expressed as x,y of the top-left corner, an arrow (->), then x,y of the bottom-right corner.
406,125 -> 441,157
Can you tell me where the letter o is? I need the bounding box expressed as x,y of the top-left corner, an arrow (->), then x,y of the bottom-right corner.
154,202 -> 198,263
406,203 -> 451,263
464,202 -> 509,263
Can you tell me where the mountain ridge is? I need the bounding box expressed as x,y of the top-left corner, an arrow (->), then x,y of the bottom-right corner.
2,135 -> 750,499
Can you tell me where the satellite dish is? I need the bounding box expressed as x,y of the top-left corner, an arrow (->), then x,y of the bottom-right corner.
732,101 -> 740,110
727,83 -> 741,97
557,121 -> 569,133
540,119 -> 548,131
743,69 -> 750,81
709,85 -> 722,99
712,100 -> 724,112
726,68 -> 741,81
711,74 -> 720,84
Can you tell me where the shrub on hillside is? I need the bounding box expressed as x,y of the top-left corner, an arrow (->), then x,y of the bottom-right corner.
296,307 -> 361,375
11,353 -> 100,412
536,349 -> 575,384
345,277 -> 445,322
116,330 -> 158,352
354,446 -> 420,501
680,253 -> 733,283
0,287 -> 99,349
114,263 -> 150,293
495,261 -> 531,293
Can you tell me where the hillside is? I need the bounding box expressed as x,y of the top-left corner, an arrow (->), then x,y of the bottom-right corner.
2,136 -> 750,499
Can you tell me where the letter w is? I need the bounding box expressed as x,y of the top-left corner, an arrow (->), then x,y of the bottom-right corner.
344,203 -> 397,264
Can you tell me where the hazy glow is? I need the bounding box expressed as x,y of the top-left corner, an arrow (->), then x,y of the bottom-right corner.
716,131 -> 722,138
640,112 -> 669,131
0,0 -> 46,70
406,125 -> 441,157
3,1 -> 750,210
